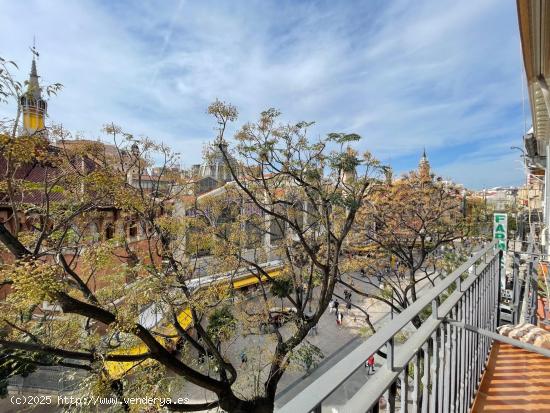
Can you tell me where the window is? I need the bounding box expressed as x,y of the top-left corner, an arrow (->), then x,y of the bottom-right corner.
105,223 -> 115,240
268,204 -> 287,245
129,221 -> 138,238
88,223 -> 100,242
245,215 -> 263,248
270,217 -> 285,244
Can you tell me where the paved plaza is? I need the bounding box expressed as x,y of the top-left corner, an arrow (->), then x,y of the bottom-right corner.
182,272 -> 426,412
1,265 -> 447,413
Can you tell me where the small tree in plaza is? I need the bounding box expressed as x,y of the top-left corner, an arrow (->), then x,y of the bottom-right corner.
270,277 -> 294,311
344,171 -> 468,328
207,306 -> 237,344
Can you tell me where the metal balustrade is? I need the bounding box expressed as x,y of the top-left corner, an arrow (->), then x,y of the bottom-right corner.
523,254 -> 539,325
511,227 -> 542,326
277,241 -> 502,413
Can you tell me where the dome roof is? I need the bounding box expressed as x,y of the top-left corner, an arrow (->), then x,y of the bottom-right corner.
198,142 -> 236,183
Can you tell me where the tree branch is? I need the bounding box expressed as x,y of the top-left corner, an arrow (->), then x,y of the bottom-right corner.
0,222 -> 31,258
166,401 -> 220,412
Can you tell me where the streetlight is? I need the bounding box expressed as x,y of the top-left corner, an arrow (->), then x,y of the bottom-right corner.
510,146 -> 526,156
511,145 -> 529,223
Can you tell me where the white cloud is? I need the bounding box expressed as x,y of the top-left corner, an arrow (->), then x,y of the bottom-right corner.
0,0 -> 528,187
438,152 -> 525,189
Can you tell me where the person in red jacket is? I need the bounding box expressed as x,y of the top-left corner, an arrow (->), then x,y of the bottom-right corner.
365,354 -> 375,375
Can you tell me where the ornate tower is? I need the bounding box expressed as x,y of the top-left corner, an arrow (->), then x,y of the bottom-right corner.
418,148 -> 431,179
20,48 -> 47,135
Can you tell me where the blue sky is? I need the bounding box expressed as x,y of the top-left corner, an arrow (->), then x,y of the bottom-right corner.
0,0 -> 529,189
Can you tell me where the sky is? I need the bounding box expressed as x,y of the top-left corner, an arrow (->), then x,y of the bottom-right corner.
0,0 -> 529,189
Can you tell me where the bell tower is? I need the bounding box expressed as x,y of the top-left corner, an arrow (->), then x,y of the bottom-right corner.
20,44 -> 47,135
418,148 -> 431,179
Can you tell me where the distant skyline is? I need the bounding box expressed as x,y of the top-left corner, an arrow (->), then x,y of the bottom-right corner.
0,0 -> 529,189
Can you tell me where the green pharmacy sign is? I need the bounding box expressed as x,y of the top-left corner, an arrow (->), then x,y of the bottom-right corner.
493,213 -> 508,251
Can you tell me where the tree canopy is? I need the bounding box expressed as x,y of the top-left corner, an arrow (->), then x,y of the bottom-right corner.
0,61 -> 384,413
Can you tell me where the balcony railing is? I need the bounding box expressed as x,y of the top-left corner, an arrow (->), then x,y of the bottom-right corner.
277,241 -> 502,413
510,227 -> 542,326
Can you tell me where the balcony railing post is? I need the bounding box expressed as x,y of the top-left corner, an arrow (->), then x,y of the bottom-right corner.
467,288 -> 474,413
387,336 -> 395,372
473,280 -> 483,403
496,254 -> 500,326
449,306 -> 458,413
388,380 -> 397,413
467,286 -> 475,408
432,298 -> 439,320
466,287 -> 473,408
443,320 -> 451,412
401,367 -> 409,413
438,324 -> 446,412
421,342 -> 430,413
412,352 -> 421,413
430,331 -> 439,412
481,267 -> 489,367
530,258 -> 538,325
456,298 -> 465,413
497,249 -> 503,326
512,253 -> 520,324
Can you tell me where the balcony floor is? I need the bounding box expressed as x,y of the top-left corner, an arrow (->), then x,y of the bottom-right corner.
471,341 -> 550,412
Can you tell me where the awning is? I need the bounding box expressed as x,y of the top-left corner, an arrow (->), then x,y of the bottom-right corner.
518,0 -> 550,151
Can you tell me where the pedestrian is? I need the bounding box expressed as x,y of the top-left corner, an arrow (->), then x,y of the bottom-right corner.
334,299 -> 340,313
337,311 -> 343,326
346,301 -> 352,314
329,298 -> 335,314
366,354 -> 375,374
468,254 -> 475,276
240,350 -> 248,366
343,289 -> 349,300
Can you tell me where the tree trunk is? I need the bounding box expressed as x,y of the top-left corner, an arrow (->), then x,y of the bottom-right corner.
218,395 -> 274,413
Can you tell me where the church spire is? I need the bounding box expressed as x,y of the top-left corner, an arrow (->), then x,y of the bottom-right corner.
28,55 -> 41,99
20,42 -> 47,135
418,148 -> 431,179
